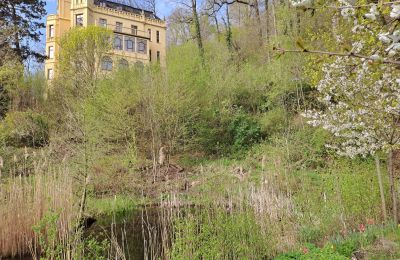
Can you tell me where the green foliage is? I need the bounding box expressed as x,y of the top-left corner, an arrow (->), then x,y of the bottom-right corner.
276,243 -> 347,260
33,211 -> 110,259
194,107 -> 263,155
228,110 -> 262,152
32,211 -> 63,259
87,196 -> 136,217
0,110 -> 49,147
170,206 -> 271,259
57,25 -> 113,87
259,107 -> 287,137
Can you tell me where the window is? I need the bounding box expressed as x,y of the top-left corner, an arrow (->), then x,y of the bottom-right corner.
99,18 -> 107,28
157,51 -> 160,62
156,31 -> 160,43
118,59 -> 129,68
101,57 -> 113,71
125,37 -> 135,52
76,14 -> 83,26
47,69 -> 54,80
149,50 -> 152,62
131,25 -> 138,35
137,39 -> 147,54
49,25 -> 55,38
48,46 -> 54,59
99,1 -> 106,7
148,29 -> 151,40
114,35 -> 123,50
116,22 -> 122,32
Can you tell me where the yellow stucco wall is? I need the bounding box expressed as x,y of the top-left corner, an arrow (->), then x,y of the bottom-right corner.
45,0 -> 167,80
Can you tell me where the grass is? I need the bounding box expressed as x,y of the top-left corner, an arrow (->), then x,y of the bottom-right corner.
87,195 -> 137,217
276,224 -> 400,259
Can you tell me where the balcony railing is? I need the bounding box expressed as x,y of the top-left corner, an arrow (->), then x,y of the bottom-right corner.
95,21 -> 150,39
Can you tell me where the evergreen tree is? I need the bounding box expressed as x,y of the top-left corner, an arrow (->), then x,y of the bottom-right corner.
0,0 -> 46,62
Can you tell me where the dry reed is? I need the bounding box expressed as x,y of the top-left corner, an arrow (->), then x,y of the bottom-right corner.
0,166 -> 75,258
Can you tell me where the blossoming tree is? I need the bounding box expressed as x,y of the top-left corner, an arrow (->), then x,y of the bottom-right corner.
286,0 -> 400,223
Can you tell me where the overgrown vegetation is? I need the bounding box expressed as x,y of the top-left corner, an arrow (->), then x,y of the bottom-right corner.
1,0 -> 400,259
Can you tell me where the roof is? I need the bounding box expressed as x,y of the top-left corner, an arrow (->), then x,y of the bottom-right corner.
94,0 -> 161,20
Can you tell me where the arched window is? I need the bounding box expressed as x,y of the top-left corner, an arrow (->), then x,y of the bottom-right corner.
118,59 -> 129,68
125,37 -> 135,52
101,56 -> 113,71
134,61 -> 144,69
114,35 -> 123,50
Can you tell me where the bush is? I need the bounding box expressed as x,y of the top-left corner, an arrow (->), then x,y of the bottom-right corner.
194,107 -> 263,155
259,107 -> 287,137
0,110 -> 49,147
228,110 -> 262,152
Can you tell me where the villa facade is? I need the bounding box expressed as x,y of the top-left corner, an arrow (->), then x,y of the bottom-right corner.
45,0 -> 167,80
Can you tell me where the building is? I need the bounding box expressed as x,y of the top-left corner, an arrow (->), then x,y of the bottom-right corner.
45,0 -> 166,80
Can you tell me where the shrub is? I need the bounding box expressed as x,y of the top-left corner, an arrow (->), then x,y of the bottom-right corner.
0,110 -> 49,147
194,108 -> 263,155
228,110 -> 262,152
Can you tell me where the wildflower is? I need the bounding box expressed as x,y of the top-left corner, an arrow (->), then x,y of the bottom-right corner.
302,247 -> 309,254
358,223 -> 366,233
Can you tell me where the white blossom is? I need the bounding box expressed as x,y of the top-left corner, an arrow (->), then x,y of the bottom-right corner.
378,33 -> 391,44
390,4 -> 400,19
365,4 -> 379,20
369,54 -> 380,60
290,0 -> 313,9
303,56 -> 400,158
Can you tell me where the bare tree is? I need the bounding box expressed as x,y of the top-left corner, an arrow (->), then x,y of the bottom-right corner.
167,8 -> 193,46
173,0 -> 205,63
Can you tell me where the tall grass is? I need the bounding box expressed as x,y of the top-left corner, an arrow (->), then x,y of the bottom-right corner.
137,177 -> 297,259
0,165 -> 75,258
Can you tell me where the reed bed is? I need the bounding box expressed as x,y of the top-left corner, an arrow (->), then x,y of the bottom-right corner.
138,176 -> 297,259
0,166 -> 75,258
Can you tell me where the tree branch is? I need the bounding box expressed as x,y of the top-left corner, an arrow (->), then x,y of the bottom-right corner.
326,1 -> 400,10
273,47 -> 400,66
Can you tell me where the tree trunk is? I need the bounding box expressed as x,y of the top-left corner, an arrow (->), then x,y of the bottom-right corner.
253,0 -> 263,46
388,150 -> 398,224
264,0 -> 271,61
225,5 -> 232,50
375,154 -> 387,222
271,0 -> 278,40
11,5 -> 22,61
191,0 -> 205,64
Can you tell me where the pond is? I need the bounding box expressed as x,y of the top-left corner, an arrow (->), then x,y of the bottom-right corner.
87,206 -> 174,259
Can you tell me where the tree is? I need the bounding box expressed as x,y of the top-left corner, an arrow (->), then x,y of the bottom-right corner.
57,26 -> 113,89
167,8 -> 193,45
0,0 -> 46,61
174,0 -> 205,63
50,26 -> 113,233
283,0 -> 400,224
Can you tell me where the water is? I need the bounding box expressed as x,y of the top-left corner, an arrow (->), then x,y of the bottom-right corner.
87,206 -> 167,259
